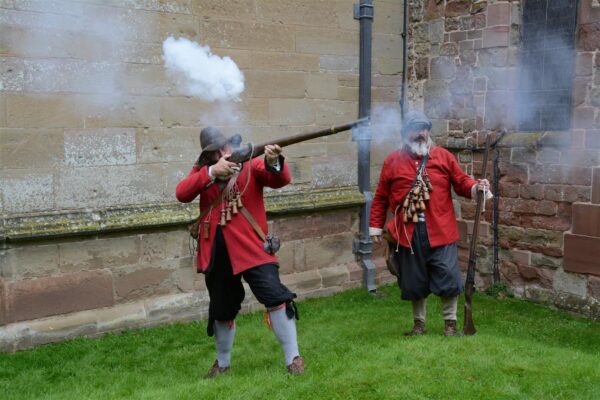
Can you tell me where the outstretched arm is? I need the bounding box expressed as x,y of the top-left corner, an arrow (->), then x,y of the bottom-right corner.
175,166 -> 212,203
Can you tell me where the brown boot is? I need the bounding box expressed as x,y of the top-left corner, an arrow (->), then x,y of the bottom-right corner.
287,356 -> 305,375
205,360 -> 230,379
404,319 -> 426,336
444,319 -> 457,337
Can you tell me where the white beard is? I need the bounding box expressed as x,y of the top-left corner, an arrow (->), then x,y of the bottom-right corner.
407,137 -> 432,156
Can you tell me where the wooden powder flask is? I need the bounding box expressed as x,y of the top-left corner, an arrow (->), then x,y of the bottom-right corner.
232,200 -> 238,215
203,221 -> 210,239
220,209 -> 226,226
226,206 -> 232,222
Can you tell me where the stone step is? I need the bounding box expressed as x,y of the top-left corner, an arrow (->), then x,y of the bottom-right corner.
563,233 -> 600,276
571,203 -> 600,237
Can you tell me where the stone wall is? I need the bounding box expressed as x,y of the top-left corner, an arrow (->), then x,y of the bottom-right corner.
407,0 -> 600,318
0,1 -> 401,350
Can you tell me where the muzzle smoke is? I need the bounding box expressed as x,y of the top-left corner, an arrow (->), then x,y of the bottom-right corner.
162,37 -> 245,102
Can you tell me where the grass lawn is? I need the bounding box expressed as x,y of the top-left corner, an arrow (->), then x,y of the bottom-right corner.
1,285 -> 599,400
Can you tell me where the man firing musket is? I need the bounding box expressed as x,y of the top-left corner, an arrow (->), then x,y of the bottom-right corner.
176,119 -> 366,378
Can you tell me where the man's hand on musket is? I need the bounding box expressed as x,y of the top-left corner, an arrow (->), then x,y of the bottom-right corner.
211,154 -> 238,179
471,178 -> 493,200
264,144 -> 282,166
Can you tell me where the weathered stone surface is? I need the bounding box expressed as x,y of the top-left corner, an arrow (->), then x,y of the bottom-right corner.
482,26 -> 510,48
304,232 -> 354,270
26,311 -> 98,346
281,270 -> 322,293
3,244 -> 59,279
311,157 -> 357,188
553,268 -> 588,297
578,22 -> 600,52
373,33 -> 403,59
191,0 -> 255,20
55,164 -> 165,209
0,95 -> 6,127
499,226 -> 563,257
256,0 -> 337,27
430,56 -> 456,79
199,20 -> 295,52
320,55 -> 359,73
273,209 -> 353,242
0,57 -> 24,92
114,266 -> 173,301
589,276 -> 600,298
446,0 -> 471,17
245,70 -> 306,99
0,280 -> 6,326
96,302 -> 147,333
5,270 -> 114,323
487,2 -> 511,27
0,170 -> 54,213
564,233 -> 600,276
251,52 -> 320,72
6,94 -> 86,128
319,265 -> 349,288
0,128 -> 64,169
140,230 -> 187,262
59,236 -> 140,273
63,128 -> 136,167
269,99 -> 315,125
530,252 -> 562,270
276,241 -> 295,275
144,292 -> 206,324
297,27 -> 358,56
593,167 -> 600,204
306,73 -> 339,100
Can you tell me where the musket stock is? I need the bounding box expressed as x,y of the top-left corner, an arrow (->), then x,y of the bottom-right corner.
196,118 -> 369,168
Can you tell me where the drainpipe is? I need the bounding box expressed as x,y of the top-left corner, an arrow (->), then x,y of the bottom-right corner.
352,0 -> 377,292
399,0 -> 409,119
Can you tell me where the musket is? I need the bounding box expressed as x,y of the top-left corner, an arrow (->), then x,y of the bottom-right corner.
463,132 -> 493,336
195,117 -> 369,168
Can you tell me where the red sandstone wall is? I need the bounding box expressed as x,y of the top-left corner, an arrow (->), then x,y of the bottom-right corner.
408,0 -> 600,317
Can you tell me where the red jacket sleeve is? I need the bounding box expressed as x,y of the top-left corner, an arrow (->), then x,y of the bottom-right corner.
445,149 -> 477,199
252,156 -> 291,189
175,165 -> 213,203
370,158 -> 391,229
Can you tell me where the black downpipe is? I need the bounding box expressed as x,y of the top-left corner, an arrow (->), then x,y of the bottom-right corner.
399,0 -> 409,119
352,0 -> 376,292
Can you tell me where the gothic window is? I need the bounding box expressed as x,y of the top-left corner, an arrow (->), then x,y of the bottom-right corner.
518,0 -> 579,131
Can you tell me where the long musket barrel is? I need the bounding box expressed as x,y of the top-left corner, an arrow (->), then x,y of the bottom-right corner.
463,132 -> 493,336
196,117 -> 369,168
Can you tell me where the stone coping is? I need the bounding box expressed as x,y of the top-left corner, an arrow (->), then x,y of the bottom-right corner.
444,131 -> 570,151
1,186 -> 365,242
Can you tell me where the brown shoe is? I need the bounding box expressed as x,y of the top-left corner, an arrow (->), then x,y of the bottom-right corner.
205,360 -> 230,379
444,319 -> 457,337
404,319 -> 426,336
287,356 -> 305,375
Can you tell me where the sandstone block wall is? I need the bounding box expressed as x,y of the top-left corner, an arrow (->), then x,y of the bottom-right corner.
0,1 -> 402,350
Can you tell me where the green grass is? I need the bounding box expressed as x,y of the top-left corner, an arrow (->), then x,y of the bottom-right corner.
1,286 -> 599,400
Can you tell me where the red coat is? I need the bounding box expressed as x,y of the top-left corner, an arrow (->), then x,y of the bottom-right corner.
370,146 -> 476,249
176,157 -> 291,274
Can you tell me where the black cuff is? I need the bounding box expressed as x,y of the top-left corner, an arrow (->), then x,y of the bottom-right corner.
264,155 -> 285,173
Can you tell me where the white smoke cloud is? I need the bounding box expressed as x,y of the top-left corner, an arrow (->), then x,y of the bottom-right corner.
371,104 -> 403,148
162,37 -> 245,102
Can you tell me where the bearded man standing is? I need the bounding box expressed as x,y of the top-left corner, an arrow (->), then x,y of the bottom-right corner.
176,126 -> 304,377
369,111 -> 492,336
